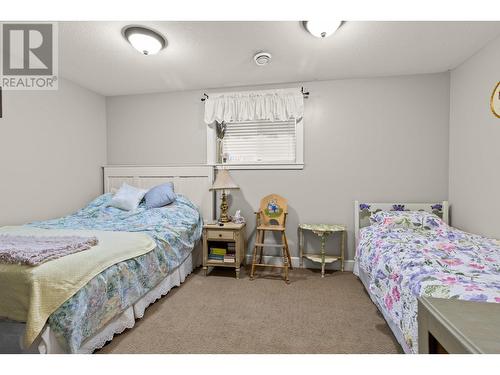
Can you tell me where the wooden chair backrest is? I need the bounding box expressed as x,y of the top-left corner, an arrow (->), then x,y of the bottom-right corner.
258,194 -> 288,227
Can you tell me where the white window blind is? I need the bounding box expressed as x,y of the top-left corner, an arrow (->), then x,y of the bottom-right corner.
222,120 -> 297,164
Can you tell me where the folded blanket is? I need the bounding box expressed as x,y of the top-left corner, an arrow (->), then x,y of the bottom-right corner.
0,226 -> 156,348
0,234 -> 98,266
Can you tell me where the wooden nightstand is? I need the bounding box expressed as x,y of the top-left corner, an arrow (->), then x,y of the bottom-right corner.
202,222 -> 246,279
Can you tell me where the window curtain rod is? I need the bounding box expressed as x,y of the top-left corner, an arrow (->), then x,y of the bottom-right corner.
200,87 -> 310,102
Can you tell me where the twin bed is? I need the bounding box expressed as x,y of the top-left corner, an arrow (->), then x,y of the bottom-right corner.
0,165 -> 214,354
354,201 -> 500,353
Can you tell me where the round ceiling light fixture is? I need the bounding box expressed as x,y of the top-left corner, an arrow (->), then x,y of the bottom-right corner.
303,21 -> 343,39
254,52 -> 272,66
123,26 -> 167,55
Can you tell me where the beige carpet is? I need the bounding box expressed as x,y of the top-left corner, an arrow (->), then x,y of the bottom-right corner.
97,267 -> 402,354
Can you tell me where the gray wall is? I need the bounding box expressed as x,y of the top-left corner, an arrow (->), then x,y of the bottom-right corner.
0,78 -> 107,225
449,35 -> 500,238
107,90 -> 206,165
107,73 -> 451,263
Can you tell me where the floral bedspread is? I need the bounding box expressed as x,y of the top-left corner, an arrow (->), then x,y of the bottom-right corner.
27,193 -> 203,353
357,220 -> 500,353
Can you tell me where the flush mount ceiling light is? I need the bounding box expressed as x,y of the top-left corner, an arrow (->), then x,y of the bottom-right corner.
123,26 -> 167,55
254,52 -> 272,66
303,21 -> 343,39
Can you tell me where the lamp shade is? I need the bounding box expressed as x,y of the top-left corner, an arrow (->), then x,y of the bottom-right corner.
210,169 -> 239,190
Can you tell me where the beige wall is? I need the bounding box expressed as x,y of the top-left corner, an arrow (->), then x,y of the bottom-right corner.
449,35 -> 500,239
0,78 -> 107,225
107,73 -> 451,262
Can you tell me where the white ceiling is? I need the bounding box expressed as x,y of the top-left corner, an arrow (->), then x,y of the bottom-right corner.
59,21 -> 500,96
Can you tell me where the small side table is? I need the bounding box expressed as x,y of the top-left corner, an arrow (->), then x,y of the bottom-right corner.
418,296 -> 500,353
202,222 -> 246,279
298,223 -> 346,277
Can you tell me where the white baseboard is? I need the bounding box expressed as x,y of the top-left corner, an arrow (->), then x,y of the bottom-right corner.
244,254 -> 354,272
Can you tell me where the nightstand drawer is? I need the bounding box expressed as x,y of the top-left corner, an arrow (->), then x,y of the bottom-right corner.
206,229 -> 234,240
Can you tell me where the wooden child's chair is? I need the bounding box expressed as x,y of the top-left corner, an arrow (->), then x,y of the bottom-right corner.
250,194 -> 292,283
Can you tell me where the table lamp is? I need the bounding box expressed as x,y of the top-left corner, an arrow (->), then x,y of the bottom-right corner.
210,169 -> 239,223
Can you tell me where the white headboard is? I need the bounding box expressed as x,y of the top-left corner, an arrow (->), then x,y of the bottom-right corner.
354,200 -> 449,248
103,165 -> 215,222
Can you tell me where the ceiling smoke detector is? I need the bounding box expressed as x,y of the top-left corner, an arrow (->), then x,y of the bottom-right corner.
254,52 -> 272,66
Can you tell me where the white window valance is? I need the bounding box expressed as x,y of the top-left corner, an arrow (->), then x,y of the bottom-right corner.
203,88 -> 304,124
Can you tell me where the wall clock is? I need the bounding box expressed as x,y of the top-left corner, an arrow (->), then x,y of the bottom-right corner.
491,81 -> 500,118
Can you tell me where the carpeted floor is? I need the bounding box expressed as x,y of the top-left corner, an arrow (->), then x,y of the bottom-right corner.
97,267 -> 402,354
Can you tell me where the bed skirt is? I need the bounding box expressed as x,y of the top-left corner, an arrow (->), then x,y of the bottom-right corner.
0,244 -> 202,354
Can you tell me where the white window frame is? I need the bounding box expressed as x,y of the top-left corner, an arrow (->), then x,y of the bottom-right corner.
206,119 -> 304,170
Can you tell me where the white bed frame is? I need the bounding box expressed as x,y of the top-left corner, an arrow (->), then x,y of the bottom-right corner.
103,165 -> 215,221
0,165 -> 215,354
354,200 -> 449,249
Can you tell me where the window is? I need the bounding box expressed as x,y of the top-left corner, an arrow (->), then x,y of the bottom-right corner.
223,120 -> 296,164
207,119 -> 304,170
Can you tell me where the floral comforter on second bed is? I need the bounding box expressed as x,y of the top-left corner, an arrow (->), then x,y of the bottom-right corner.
26,193 -> 202,353
356,214 -> 500,353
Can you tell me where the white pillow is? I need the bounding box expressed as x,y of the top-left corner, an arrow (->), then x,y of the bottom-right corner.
109,183 -> 147,211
